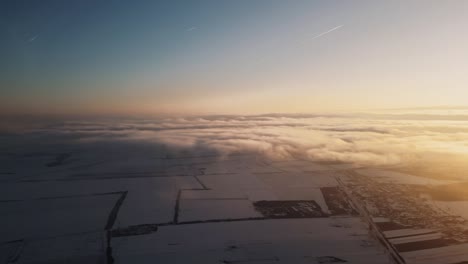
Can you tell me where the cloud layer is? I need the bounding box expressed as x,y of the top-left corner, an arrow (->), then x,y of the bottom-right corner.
4,111 -> 467,179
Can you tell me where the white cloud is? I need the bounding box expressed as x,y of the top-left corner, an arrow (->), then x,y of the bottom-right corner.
4,111 -> 468,177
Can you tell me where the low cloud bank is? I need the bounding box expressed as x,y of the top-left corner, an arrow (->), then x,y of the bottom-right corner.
2,112 -> 466,172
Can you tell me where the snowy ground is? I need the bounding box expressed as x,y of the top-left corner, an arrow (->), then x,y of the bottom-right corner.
0,138 -> 394,264
1,134 -> 468,263
113,218 -> 388,264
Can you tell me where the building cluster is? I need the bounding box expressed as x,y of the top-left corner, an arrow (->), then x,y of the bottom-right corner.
342,172 -> 468,243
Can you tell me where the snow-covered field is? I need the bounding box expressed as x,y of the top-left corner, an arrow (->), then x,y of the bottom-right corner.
113,218 -> 388,264
0,140 -> 394,263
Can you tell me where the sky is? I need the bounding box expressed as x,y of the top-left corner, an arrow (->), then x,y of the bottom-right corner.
1,0 -> 468,116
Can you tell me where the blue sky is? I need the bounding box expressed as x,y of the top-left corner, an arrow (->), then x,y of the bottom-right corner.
2,1 -> 468,115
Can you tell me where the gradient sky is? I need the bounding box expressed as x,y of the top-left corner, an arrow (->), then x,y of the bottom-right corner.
1,0 -> 468,115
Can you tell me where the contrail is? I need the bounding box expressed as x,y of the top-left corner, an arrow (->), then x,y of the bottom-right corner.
311,25 -> 343,40
28,35 -> 38,42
